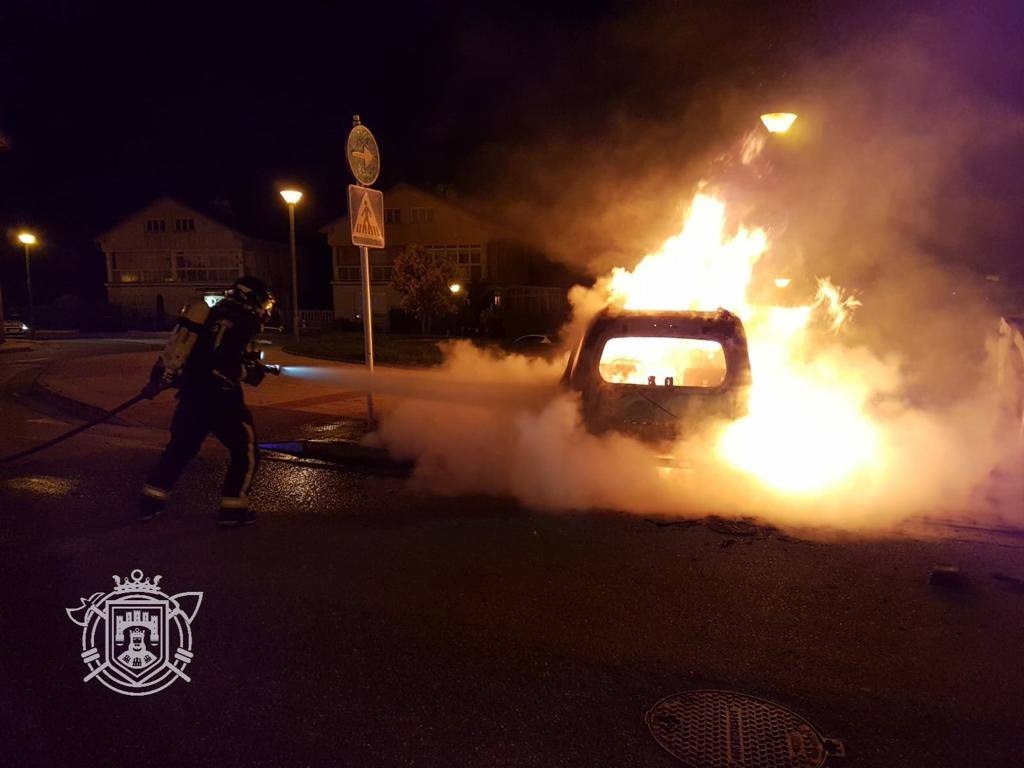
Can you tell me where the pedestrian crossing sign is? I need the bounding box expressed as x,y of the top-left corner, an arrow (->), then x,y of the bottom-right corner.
347,185 -> 385,248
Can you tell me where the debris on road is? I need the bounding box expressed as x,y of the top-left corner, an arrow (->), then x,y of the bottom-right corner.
928,564 -> 966,588
992,572 -> 1024,595
705,515 -> 772,538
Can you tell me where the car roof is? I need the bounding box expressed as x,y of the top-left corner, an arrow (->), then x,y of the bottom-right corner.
589,307 -> 745,335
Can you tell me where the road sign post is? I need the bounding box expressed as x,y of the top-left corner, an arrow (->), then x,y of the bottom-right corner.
346,116 -> 383,425
359,244 -> 374,419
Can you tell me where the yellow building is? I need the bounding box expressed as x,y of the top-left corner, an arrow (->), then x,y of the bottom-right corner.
96,197 -> 291,324
321,183 -> 558,331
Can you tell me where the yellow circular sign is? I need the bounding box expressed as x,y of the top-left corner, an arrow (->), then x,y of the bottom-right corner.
346,124 -> 380,186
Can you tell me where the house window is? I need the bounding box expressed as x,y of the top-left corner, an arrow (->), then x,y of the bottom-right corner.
409,207 -> 435,224
110,251 -> 173,283
424,244 -> 483,282
334,248 -> 393,283
174,218 -> 195,232
144,219 -> 166,233
384,208 -> 401,224
174,251 -> 238,282
335,250 -> 361,282
369,250 -> 395,283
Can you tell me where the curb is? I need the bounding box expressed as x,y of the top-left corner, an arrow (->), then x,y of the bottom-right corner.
259,439 -> 413,476
34,371 -> 118,415
29,330 -> 80,340
16,379 -> 136,426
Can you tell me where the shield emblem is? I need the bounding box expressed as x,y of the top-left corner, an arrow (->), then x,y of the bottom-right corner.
106,597 -> 168,682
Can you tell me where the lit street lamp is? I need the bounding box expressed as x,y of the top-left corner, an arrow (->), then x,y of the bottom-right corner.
449,283 -> 462,294
279,189 -> 303,340
18,232 -> 37,339
760,112 -> 798,134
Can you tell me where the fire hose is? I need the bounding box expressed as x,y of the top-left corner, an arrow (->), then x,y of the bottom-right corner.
0,392 -> 148,465
0,364 -> 281,466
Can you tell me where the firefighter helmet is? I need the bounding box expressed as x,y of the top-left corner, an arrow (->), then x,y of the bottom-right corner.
228,276 -> 276,320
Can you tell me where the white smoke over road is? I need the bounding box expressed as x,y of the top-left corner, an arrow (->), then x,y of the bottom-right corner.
367,277 -> 1014,535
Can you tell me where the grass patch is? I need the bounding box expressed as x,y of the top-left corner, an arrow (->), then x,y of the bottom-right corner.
283,331 -> 449,367
283,331 -> 560,367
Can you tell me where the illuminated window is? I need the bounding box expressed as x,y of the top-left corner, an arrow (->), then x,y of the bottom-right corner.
598,337 -> 727,387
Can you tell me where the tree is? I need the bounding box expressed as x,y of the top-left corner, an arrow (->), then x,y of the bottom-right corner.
392,244 -> 459,333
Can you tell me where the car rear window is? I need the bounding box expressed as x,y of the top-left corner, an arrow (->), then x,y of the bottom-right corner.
598,336 -> 727,387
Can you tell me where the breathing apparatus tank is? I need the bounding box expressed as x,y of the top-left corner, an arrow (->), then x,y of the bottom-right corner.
157,298 -> 212,383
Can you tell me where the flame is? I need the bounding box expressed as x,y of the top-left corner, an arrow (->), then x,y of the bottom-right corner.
741,131 -> 767,164
601,191 -> 885,497
608,194 -> 767,312
815,277 -> 863,333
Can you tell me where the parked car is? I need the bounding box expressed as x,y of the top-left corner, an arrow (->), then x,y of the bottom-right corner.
511,333 -> 564,359
513,333 -> 553,349
562,308 -> 751,444
3,320 -> 29,336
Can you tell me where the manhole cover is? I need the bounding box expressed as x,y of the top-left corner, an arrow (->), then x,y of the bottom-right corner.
646,690 -> 840,768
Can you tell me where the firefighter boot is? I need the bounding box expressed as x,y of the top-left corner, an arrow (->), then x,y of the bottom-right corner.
217,500 -> 255,527
138,485 -> 168,521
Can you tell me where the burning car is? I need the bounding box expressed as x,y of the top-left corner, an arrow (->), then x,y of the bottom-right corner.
562,308 -> 752,443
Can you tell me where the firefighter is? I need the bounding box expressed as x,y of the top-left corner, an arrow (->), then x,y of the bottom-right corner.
138,276 -> 277,526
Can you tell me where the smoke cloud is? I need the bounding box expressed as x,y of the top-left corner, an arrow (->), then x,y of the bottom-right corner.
373,2 -> 1024,534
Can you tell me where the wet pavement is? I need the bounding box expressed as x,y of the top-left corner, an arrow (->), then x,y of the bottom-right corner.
2,339 -> 1024,767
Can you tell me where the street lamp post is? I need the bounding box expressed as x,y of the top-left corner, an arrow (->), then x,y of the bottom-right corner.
18,232 -> 37,340
279,190 -> 303,341
0,263 -> 5,345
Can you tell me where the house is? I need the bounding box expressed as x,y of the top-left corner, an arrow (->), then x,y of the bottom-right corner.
96,197 -> 291,324
320,183 -> 567,332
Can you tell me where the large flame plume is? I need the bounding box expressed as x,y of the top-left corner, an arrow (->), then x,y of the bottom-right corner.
596,190 -> 888,497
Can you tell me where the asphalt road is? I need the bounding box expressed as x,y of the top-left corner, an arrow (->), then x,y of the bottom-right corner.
2,340 -> 1024,767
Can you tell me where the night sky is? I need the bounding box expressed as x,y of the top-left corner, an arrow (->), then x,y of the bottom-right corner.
2,0 -> 1022,310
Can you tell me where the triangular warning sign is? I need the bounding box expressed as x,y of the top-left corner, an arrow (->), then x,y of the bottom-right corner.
347,185 -> 385,247
354,194 -> 382,239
